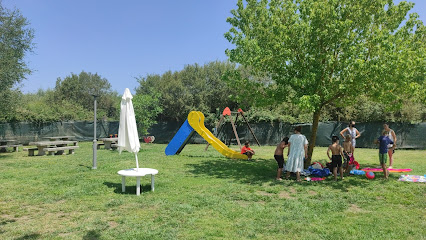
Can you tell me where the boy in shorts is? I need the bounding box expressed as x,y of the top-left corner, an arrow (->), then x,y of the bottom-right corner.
241,141 -> 255,160
343,135 -> 354,175
327,136 -> 345,181
374,130 -> 394,179
274,137 -> 289,180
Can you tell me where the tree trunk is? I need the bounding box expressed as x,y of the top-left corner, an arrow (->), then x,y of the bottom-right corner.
305,109 -> 321,168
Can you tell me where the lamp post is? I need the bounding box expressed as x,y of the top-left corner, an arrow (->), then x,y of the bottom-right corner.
92,94 -> 98,169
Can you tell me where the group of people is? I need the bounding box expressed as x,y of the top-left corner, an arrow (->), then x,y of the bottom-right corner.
241,125 -> 308,181
260,121 -> 397,181
273,125 -> 308,181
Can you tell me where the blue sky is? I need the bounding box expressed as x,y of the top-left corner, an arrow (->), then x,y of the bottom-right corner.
3,0 -> 425,94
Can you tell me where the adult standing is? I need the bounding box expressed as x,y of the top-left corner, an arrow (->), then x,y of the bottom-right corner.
340,121 -> 361,149
383,123 -> 397,168
285,126 -> 308,182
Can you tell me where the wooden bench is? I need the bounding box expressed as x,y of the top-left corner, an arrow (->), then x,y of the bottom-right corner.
9,144 -> 23,152
23,147 -> 39,156
43,146 -> 80,155
97,143 -> 105,149
0,144 -> 23,152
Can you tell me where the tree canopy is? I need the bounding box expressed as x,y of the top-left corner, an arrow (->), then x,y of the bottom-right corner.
132,92 -> 163,135
225,0 -> 425,164
0,2 -> 34,90
136,61 -> 240,123
0,2 -> 34,121
54,71 -> 119,119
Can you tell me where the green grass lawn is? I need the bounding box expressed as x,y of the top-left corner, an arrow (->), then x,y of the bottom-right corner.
0,143 -> 425,240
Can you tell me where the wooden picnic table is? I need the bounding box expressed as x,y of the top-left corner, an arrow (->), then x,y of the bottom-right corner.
99,138 -> 118,150
0,139 -> 15,145
43,136 -> 75,141
0,139 -> 21,152
27,140 -> 78,156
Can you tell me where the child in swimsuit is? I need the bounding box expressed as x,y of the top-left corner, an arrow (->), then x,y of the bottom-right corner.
343,135 -> 354,175
274,137 -> 289,180
327,136 -> 345,181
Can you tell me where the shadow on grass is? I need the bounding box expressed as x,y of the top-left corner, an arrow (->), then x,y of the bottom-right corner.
78,164 -> 93,170
103,182 -> 152,195
82,230 -> 101,240
180,153 -> 224,159
14,233 -> 41,240
0,219 -> 16,225
187,157 -> 387,191
186,158 -> 276,185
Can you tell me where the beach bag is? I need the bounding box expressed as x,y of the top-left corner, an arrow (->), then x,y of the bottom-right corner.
311,162 -> 323,169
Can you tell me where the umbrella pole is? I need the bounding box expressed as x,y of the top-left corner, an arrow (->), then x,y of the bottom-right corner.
135,153 -> 139,171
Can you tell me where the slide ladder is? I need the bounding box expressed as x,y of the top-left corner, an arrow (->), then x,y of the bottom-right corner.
165,111 -> 248,160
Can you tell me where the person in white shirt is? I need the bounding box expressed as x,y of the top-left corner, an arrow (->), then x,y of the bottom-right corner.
340,121 -> 361,148
285,126 -> 308,182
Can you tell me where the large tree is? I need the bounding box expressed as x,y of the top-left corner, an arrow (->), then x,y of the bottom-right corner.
132,92 -> 163,135
136,61 -> 240,122
225,0 -> 425,165
0,1 -> 34,121
54,71 -> 119,119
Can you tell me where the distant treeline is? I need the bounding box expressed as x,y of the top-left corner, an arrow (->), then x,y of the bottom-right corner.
2,61 -> 425,132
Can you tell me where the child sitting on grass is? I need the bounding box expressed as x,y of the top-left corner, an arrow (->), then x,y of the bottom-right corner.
343,135 -> 354,175
241,141 -> 255,160
327,136 -> 345,181
374,130 -> 394,179
274,137 -> 289,181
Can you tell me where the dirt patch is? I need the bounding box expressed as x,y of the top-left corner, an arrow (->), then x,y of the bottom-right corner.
108,221 -> 118,228
346,204 -> 365,213
278,191 -> 294,199
308,190 -> 317,196
14,215 -> 30,222
26,205 -> 45,213
256,191 -> 274,197
376,196 -> 384,200
287,187 -> 296,194
0,214 -> 14,219
236,200 -> 250,207
45,211 -> 67,219
58,232 -> 73,238
278,187 -> 297,199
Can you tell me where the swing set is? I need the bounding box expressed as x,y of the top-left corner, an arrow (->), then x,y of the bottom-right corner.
205,107 -> 260,151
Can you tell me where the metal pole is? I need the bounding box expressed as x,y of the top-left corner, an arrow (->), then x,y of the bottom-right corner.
92,95 -> 97,169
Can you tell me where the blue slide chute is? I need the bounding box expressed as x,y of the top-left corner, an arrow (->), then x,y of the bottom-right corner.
165,120 -> 195,155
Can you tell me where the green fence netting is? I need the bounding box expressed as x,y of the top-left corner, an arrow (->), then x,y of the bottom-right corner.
0,121 -> 424,149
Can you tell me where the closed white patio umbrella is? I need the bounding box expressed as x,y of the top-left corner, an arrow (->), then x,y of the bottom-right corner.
118,88 -> 141,170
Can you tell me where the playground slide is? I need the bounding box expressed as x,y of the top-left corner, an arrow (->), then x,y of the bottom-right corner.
165,111 -> 248,160
165,119 -> 195,156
